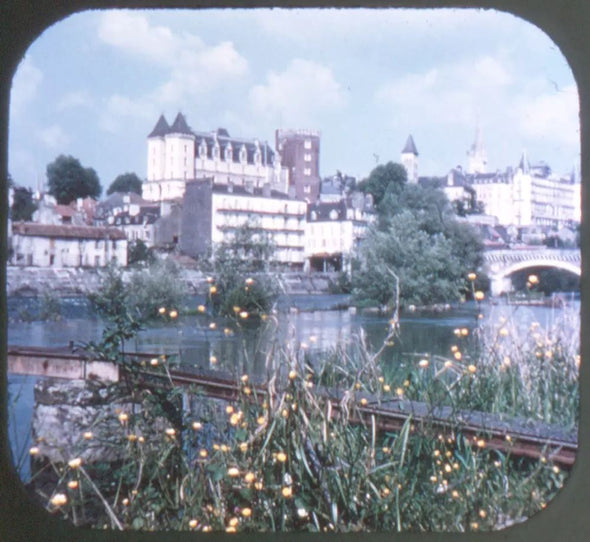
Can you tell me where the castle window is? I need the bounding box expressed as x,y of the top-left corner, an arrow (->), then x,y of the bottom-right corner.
304,153 -> 312,162
304,168 -> 311,176
304,140 -> 312,149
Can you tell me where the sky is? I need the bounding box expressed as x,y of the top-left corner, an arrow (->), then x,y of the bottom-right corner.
8,7 -> 580,194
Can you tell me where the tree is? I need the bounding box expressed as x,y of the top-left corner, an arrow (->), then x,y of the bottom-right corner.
46,154 -> 102,204
357,162 -> 407,206
11,186 -> 37,221
353,211 -> 464,308
128,239 -> 155,266
352,162 -> 485,308
107,172 -> 143,196
208,221 -> 279,318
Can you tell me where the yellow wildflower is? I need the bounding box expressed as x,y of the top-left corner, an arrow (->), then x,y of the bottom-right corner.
50,493 -> 68,507
281,486 -> 293,498
68,457 -> 82,469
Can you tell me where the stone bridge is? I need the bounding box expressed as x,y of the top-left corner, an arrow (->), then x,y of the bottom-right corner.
483,248 -> 581,296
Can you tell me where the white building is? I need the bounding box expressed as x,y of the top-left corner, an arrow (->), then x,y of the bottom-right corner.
305,194 -> 375,273
180,180 -> 307,270
433,127 -> 581,228
401,135 -> 419,183
11,223 -> 128,267
143,113 -> 289,202
94,192 -> 160,247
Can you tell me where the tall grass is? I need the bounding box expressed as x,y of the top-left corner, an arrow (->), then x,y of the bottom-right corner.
26,305 -> 576,532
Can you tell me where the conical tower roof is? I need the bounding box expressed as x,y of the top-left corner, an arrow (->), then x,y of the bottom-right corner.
402,135 -> 419,156
518,150 -> 530,173
148,114 -> 170,137
170,112 -> 193,135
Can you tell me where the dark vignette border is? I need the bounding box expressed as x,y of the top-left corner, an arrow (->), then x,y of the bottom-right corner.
0,1 -> 587,541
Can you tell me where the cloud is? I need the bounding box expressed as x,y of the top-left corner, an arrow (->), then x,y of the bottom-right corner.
518,83 -> 580,148
249,59 -> 346,126
250,8 -> 526,47
37,124 -> 70,150
10,56 -> 43,115
374,52 -> 579,171
97,10 -> 179,64
100,94 -> 158,133
97,10 -> 248,108
375,55 -> 513,128
57,91 -> 94,111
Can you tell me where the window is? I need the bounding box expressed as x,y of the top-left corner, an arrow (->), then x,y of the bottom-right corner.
304,185 -> 311,194
304,153 -> 312,161
304,168 -> 311,176
304,139 -> 312,149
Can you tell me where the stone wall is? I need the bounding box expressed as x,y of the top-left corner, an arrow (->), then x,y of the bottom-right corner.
6,265 -> 340,297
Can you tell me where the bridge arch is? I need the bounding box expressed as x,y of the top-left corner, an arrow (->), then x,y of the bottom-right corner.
484,250 -> 581,296
499,259 -> 581,280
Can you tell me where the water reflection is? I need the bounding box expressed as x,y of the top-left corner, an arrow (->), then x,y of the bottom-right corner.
7,295 -> 578,379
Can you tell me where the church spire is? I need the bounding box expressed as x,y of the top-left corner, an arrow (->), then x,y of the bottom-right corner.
518,149 -> 530,174
467,122 -> 487,174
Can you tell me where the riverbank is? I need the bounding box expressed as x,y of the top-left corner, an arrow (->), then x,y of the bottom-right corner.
5,266 -> 341,297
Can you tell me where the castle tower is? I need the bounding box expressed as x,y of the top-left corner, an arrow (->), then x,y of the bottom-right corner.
147,114 -> 169,182
467,124 -> 487,174
401,135 -> 419,183
164,113 -> 196,181
276,129 -> 321,201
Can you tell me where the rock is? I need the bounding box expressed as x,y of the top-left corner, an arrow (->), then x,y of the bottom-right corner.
30,378 -> 172,465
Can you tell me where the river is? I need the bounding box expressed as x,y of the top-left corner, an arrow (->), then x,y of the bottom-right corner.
6,293 -> 578,481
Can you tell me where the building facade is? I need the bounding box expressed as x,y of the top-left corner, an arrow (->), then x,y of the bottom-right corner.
180,180 -> 308,269
305,195 -> 375,273
11,223 -> 128,267
94,192 -> 160,247
144,113 -> 289,202
276,129 -> 321,202
442,155 -> 580,228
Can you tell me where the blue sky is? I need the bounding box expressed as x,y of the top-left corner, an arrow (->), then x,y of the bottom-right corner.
8,7 -> 580,193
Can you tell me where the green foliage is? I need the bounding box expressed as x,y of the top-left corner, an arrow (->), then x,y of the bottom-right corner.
11,186 -> 37,221
107,173 -> 143,196
37,317 -> 573,532
125,259 -> 188,319
127,239 -> 154,266
86,260 -> 187,373
353,211 -> 465,308
207,222 -> 279,318
357,161 -> 407,205
352,167 -> 484,308
46,154 -> 102,204
328,271 -> 353,294
90,259 -> 187,323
